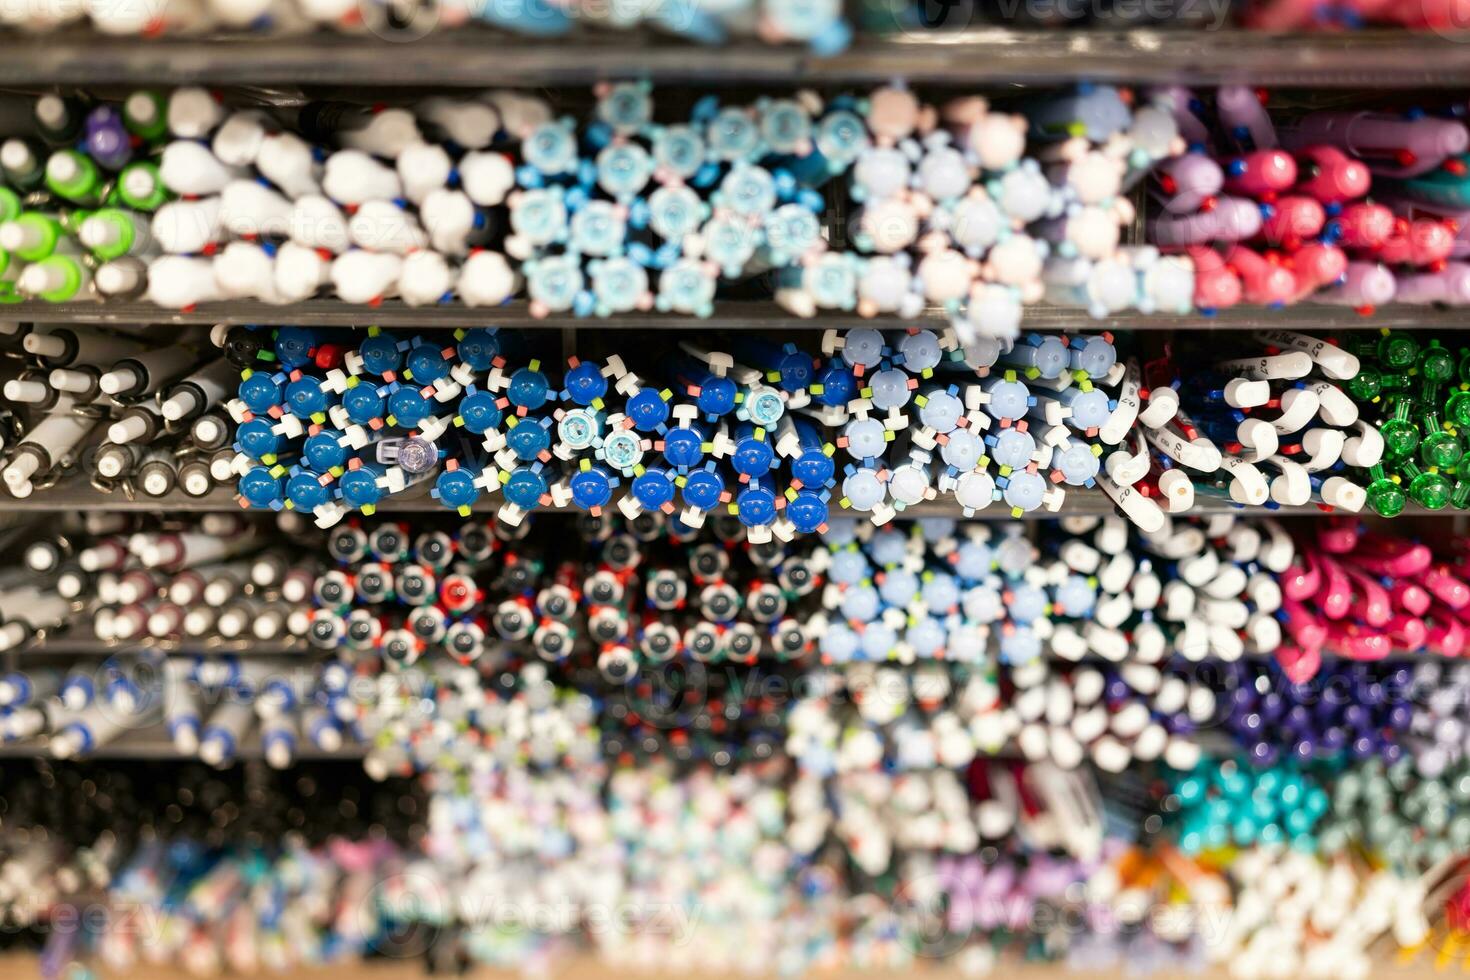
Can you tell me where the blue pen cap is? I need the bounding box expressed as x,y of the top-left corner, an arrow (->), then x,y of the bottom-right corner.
840,582 -> 880,623
696,374 -> 737,419
358,333 -> 404,377
564,360 -> 608,406
1059,385 -> 1112,431
954,544 -> 995,586
459,389 -> 504,434
238,372 -> 285,414
985,378 -> 1032,421
772,346 -> 815,392
735,484 -> 777,527
1071,335 -> 1118,379
786,490 -> 828,533
387,386 -> 432,428
286,470 -> 331,511
732,431 -> 775,477
339,464 -> 385,510
860,622 -> 898,661
405,341 -> 451,384
869,529 -> 907,567
989,427 -> 1036,470
236,418 -> 281,460
238,465 -> 283,509
895,330 -> 944,374
273,326 -> 317,369
841,328 -> 886,371
819,622 -> 860,664
867,367 -> 913,411
433,466 -> 481,511
812,361 -> 856,406
879,567 -> 919,608
569,465 -> 614,511
941,428 -> 984,473
922,572 -> 961,613
284,376 -> 330,419
506,420 -> 551,461
557,408 -> 602,453
918,389 -> 964,433
908,618 -> 947,658
303,429 -> 348,473
508,366 -> 551,412
1054,574 -> 1097,618
341,380 -> 384,425
455,328 -> 500,371
792,448 -> 835,488
1002,469 -> 1047,513
681,467 -> 724,511
599,428 -> 644,474
632,468 -> 676,510
841,467 -> 886,511
999,625 -> 1042,665
503,466 -> 548,509
627,387 -> 671,432
828,549 -> 869,586
1053,442 -> 1100,486
663,427 -> 704,469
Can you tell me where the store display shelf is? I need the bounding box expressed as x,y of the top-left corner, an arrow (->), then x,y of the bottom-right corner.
0,29 -> 1466,87
0,480 -> 1392,519
0,730 -> 368,760
2,299 -> 1455,330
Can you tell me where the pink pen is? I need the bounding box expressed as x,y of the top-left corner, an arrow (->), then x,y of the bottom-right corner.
1352,533 -> 1433,576
1217,86 -> 1278,150
1223,149 -> 1298,197
1375,217 -> 1457,267
1276,645 -> 1321,684
1393,263 -> 1470,305
1281,111 -> 1470,178
1223,245 -> 1297,304
1181,244 -> 1243,309
1156,154 -> 1223,214
1315,518 -> 1360,553
1425,609 -> 1466,657
1328,558 -> 1393,627
1280,597 -> 1329,651
1420,563 -> 1470,610
1258,196 -> 1325,248
1324,620 -> 1393,660
1388,578 -> 1432,617
1310,261 -> 1397,309
1243,0 -> 1329,30
1293,146 -> 1372,205
1149,197 -> 1263,246
1289,242 -> 1348,301
1308,550 -> 1354,620
1332,202 -> 1396,250
1281,556 -> 1321,601
1385,613 -> 1429,653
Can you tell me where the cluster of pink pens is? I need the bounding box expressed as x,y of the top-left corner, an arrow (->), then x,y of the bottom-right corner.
1149,86 -> 1468,312
1278,520 -> 1470,681
1245,0 -> 1470,30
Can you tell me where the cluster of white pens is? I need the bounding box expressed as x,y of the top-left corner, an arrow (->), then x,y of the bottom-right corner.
138,89 -> 533,309
0,0 -> 848,51
812,515 -> 1290,668
777,82 -> 1189,327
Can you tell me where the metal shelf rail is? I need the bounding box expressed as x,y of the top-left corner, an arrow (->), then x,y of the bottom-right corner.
0,29 -> 1467,86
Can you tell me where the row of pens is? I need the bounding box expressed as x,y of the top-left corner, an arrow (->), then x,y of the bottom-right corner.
7,511 -> 1470,776
8,510 -> 1470,677
7,84 -> 1470,319
5,321 -> 1458,524
4,729 -> 1470,980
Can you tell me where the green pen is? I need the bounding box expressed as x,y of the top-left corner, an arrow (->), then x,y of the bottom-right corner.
0,250 -> 21,304
78,207 -> 150,262
16,253 -> 91,303
116,160 -> 169,212
0,212 -> 68,262
0,187 -> 19,225
123,91 -> 168,144
44,149 -> 103,206
1380,154 -> 1470,210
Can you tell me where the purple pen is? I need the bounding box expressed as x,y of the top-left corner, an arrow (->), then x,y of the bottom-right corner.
84,106 -> 132,172
1310,261 -> 1398,308
1156,154 -> 1224,214
1217,86 -> 1278,151
1148,196 -> 1262,246
1280,111 -> 1470,178
1147,86 -> 1212,147
1394,263 -> 1470,305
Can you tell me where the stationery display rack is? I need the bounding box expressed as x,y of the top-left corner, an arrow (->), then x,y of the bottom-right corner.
4,23 -> 1470,980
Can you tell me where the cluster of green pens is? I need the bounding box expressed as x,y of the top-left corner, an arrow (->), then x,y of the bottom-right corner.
0,92 -> 170,303
1350,331 -> 1470,516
